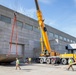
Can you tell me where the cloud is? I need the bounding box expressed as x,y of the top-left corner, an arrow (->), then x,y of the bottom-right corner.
0,0 -> 36,19
44,18 -> 57,27
44,17 -> 76,37
61,25 -> 76,37
16,6 -> 36,18
24,8 -> 36,18
39,0 -> 50,4
8,4 -> 36,19
73,0 -> 76,6
74,0 -> 76,3
39,0 -> 56,4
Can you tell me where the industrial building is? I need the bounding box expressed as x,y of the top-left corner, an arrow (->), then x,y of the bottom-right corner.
0,5 -> 76,62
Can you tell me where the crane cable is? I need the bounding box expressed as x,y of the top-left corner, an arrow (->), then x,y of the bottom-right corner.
6,13 -> 18,56
15,13 -> 18,56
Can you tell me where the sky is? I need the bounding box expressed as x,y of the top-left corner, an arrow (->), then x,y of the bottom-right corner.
0,0 -> 76,37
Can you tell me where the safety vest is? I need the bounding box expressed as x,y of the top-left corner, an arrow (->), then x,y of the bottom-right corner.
16,59 -> 20,64
69,59 -> 72,64
29,58 -> 31,61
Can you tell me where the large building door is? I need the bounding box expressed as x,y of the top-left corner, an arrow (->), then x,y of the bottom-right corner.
11,44 -> 22,55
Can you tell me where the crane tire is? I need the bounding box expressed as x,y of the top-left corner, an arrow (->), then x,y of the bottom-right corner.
61,58 -> 68,65
46,58 -> 51,64
40,58 -> 44,64
51,58 -> 56,64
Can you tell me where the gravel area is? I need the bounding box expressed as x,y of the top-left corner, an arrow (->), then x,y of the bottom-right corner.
0,63 -> 76,75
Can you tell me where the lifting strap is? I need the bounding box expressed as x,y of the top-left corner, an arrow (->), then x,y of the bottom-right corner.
7,13 -> 18,56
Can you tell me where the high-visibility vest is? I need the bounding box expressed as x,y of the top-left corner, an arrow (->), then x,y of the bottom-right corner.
69,59 -> 72,64
16,59 -> 20,64
29,58 -> 31,61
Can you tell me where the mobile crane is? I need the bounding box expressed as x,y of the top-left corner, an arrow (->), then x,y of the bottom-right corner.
35,0 -> 76,65
35,0 -> 60,64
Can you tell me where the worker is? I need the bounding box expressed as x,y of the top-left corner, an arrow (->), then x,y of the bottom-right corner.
16,58 -> 21,70
28,57 -> 32,64
74,58 -> 76,63
67,58 -> 74,71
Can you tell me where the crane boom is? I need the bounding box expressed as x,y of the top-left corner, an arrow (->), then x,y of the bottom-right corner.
35,0 -> 51,55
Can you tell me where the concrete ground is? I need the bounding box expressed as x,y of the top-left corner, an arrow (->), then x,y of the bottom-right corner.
0,63 -> 76,75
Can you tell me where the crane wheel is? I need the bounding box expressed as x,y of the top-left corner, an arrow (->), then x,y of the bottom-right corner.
46,58 -> 51,64
61,58 -> 68,65
51,58 -> 56,64
40,58 -> 44,64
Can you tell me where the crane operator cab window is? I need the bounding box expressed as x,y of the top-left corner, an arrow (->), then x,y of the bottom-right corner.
44,49 -> 49,56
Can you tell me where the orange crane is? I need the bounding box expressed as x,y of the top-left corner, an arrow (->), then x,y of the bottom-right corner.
35,0 -> 60,64
35,0 -> 51,56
